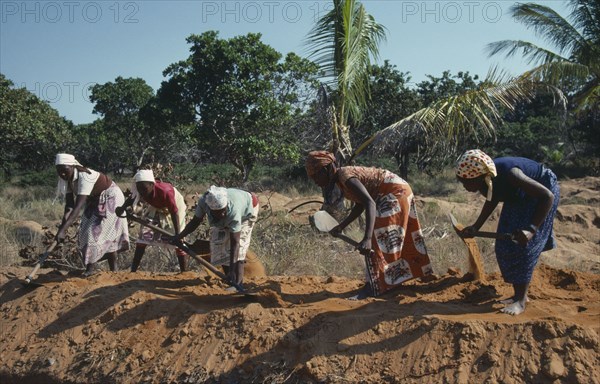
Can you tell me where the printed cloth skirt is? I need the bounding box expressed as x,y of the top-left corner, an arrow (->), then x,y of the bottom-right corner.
136,189 -> 187,258
79,182 -> 130,265
366,172 -> 433,296
209,197 -> 259,266
496,167 -> 560,284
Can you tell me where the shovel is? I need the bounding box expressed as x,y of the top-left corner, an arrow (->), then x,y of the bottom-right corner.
23,240 -> 59,286
125,212 -> 255,296
448,213 -> 515,241
312,210 -> 363,249
448,213 -> 492,282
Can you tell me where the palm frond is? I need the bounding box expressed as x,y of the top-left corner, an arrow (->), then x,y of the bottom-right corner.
510,2 -> 586,55
488,0 -> 598,114
352,71 -> 566,161
568,0 -> 600,40
520,61 -> 592,85
305,0 -> 386,126
486,40 -> 568,66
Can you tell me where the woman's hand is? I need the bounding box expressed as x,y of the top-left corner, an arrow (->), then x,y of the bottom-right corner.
512,228 -> 535,247
329,224 -> 344,236
460,226 -> 478,238
55,229 -> 66,244
115,205 -> 128,217
357,237 -> 372,256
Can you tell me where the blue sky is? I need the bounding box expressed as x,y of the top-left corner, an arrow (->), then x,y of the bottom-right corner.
1,0 -> 568,124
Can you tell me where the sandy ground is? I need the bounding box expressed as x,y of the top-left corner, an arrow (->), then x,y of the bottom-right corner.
1,177 -> 599,383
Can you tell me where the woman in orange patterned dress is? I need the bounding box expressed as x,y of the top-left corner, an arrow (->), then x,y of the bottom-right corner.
306,151 -> 433,299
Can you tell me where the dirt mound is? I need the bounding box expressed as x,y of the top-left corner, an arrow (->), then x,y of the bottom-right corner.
0,217 -> 47,244
1,177 -> 598,383
1,264 -> 598,384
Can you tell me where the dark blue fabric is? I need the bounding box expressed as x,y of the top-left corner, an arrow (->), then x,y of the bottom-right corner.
492,157 -> 543,202
495,167 -> 560,284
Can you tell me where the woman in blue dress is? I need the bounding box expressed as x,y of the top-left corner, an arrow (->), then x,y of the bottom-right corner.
456,149 -> 560,315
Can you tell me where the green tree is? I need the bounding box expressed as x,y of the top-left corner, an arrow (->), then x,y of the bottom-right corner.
161,32 -> 319,181
351,62 -> 421,178
305,1 -> 560,183
417,71 -> 480,107
355,66 -> 564,177
487,0 -> 599,113
69,120 -> 115,172
495,94 -> 567,161
0,74 -> 73,178
89,77 -> 156,171
306,0 -> 386,161
487,0 -> 599,162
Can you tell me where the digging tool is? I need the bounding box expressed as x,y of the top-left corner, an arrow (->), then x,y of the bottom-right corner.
448,213 -> 492,282
312,210 -> 364,249
123,211 -> 254,296
23,240 -> 59,286
448,213 -> 514,241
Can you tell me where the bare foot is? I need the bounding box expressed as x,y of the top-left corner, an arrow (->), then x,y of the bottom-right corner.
498,296 -> 530,305
347,284 -> 372,301
82,269 -> 98,278
501,301 -> 525,315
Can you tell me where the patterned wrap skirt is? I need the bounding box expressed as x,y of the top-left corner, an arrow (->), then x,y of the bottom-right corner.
79,182 -> 130,265
209,198 -> 259,267
136,189 -> 187,258
496,167 -> 560,284
366,172 -> 433,296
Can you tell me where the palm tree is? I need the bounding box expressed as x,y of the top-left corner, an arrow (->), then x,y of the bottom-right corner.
486,0 -> 599,113
354,69 -> 566,167
306,0 -> 386,162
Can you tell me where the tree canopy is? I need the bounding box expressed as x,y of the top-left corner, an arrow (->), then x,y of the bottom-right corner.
159,31 -> 319,180
0,74 -> 73,178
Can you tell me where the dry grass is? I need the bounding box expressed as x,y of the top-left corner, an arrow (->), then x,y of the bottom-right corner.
0,179 -> 493,278
252,211 -> 365,278
0,171 -> 560,279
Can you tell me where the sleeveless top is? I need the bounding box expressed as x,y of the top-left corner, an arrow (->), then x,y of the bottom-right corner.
492,157 -> 543,202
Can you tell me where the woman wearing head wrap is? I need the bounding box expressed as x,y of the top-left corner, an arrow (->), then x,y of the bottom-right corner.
306,151 -> 434,299
456,149 -> 560,315
116,169 -> 189,272
54,153 -> 129,276
172,185 -> 260,289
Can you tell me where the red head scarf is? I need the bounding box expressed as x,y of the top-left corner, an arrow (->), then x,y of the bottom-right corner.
305,151 -> 336,178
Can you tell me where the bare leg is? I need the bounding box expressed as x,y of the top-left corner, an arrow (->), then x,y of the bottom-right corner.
82,263 -> 97,277
501,283 -> 529,315
176,250 -> 189,272
131,245 -> 146,272
234,261 -> 245,285
101,252 -> 118,271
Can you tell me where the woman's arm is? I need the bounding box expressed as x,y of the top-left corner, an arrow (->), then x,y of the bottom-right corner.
174,214 -> 203,241
339,178 -> 376,255
506,167 -> 554,229
56,194 -> 88,242
170,212 -> 181,236
506,167 -> 555,245
463,200 -> 499,237
229,231 -> 241,269
60,193 -> 75,227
